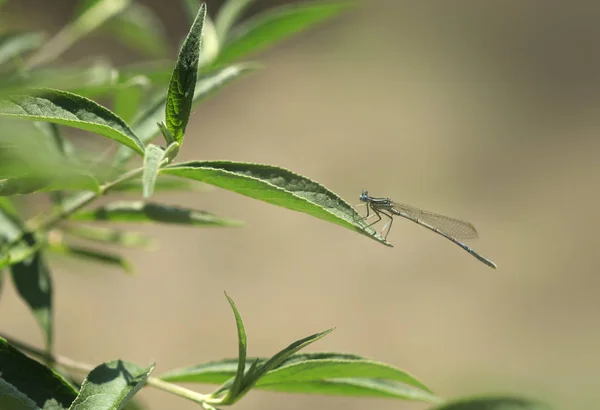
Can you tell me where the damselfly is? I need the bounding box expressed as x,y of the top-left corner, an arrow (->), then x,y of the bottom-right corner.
358,190 -> 497,269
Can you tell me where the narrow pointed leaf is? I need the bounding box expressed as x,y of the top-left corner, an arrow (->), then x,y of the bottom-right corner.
160,357 -> 247,384
161,161 -> 390,246
0,89 -> 145,155
26,0 -> 130,69
218,329 -> 333,404
157,122 -> 175,145
5,241 -> 41,267
257,379 -> 439,402
0,63 -> 116,98
160,353 -> 436,402
104,2 -> 169,58
70,201 -> 242,227
257,353 -> 431,392
10,233 -> 53,350
0,32 -> 45,66
215,0 -> 254,41
61,225 -> 153,249
114,64 -> 256,166
212,1 -> 351,67
142,144 -> 166,198
240,329 -> 333,389
431,396 -> 553,410
223,293 -> 248,400
112,76 -> 150,123
48,242 -> 133,275
165,3 -> 205,144
0,337 -> 77,409
164,142 -> 180,163
68,360 -> 154,410
1,120 -> 100,196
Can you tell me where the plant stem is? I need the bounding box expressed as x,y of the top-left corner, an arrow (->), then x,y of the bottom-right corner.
0,333 -> 210,404
35,166 -> 144,231
0,333 -> 94,374
146,377 -> 210,403
0,167 -> 145,257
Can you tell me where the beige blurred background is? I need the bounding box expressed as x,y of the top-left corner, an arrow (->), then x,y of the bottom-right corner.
2,1 -> 600,409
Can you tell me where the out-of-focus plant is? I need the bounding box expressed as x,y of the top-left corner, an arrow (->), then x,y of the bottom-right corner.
0,1 -> 551,409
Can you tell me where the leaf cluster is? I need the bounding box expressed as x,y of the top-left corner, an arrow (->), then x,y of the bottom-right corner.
0,1 -> 548,409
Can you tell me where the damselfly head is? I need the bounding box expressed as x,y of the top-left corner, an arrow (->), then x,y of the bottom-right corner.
359,190 -> 369,202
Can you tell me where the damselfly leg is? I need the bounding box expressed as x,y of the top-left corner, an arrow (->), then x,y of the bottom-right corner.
377,209 -> 394,240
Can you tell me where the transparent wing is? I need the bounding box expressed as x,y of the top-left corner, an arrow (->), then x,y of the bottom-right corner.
389,202 -> 479,240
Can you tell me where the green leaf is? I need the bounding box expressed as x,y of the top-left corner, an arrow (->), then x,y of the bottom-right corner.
0,62 -> 117,99
256,379 -> 439,402
0,197 -> 19,216
61,225 -> 153,249
430,396 -> 553,410
142,144 -> 166,198
43,123 -> 77,159
0,178 -> 53,197
0,119 -> 99,197
0,207 -> 22,242
25,0 -> 131,69
214,0 -> 254,41
114,64 -> 256,166
160,352 -> 433,395
48,242 -> 133,275
68,360 -> 154,410
161,161 -> 390,245
107,176 -> 207,193
165,3 -> 205,144
112,76 -> 150,124
117,60 -> 173,86
212,1 -> 351,67
52,60 -> 119,99
70,201 -> 242,227
163,142 -> 180,164
223,293 -> 248,401
0,89 -> 144,155
216,329 -> 334,404
4,241 -> 41,267
0,337 -> 77,409
10,233 -> 54,350
104,2 -> 169,58
0,175 -> 99,197
256,353 -> 431,392
157,122 -> 175,145
42,123 -> 77,204
0,32 -> 45,66
0,208 -> 23,270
